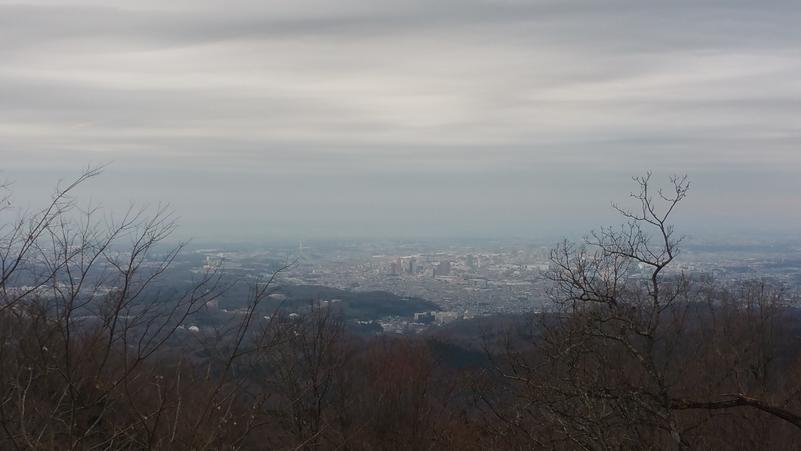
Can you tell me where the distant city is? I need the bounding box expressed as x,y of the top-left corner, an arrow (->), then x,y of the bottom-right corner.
175,237 -> 801,333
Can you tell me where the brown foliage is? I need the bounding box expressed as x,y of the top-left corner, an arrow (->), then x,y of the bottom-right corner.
4,170 -> 801,450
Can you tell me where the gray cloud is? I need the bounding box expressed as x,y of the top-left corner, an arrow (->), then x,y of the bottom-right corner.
1,0 -> 800,240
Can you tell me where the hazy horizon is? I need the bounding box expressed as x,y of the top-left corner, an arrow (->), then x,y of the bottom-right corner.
3,0 -> 801,241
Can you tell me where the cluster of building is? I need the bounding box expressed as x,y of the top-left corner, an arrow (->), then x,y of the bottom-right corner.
180,238 -> 801,332
278,244 -> 555,315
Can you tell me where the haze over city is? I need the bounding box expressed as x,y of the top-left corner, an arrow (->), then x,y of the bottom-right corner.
8,1 -> 801,449
3,0 -> 801,240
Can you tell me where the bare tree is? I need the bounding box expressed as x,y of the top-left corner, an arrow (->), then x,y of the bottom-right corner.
258,302 -> 348,450
487,173 -> 801,450
0,167 -> 226,450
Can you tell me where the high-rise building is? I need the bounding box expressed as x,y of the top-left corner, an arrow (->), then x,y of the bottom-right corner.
466,254 -> 477,271
436,260 -> 451,276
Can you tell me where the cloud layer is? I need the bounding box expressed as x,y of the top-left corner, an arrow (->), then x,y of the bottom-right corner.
2,0 -> 801,239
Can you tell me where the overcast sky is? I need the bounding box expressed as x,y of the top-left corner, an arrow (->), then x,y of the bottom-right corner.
2,0 -> 801,241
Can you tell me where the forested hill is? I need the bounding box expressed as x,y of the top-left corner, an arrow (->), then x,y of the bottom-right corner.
273,284 -> 440,319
